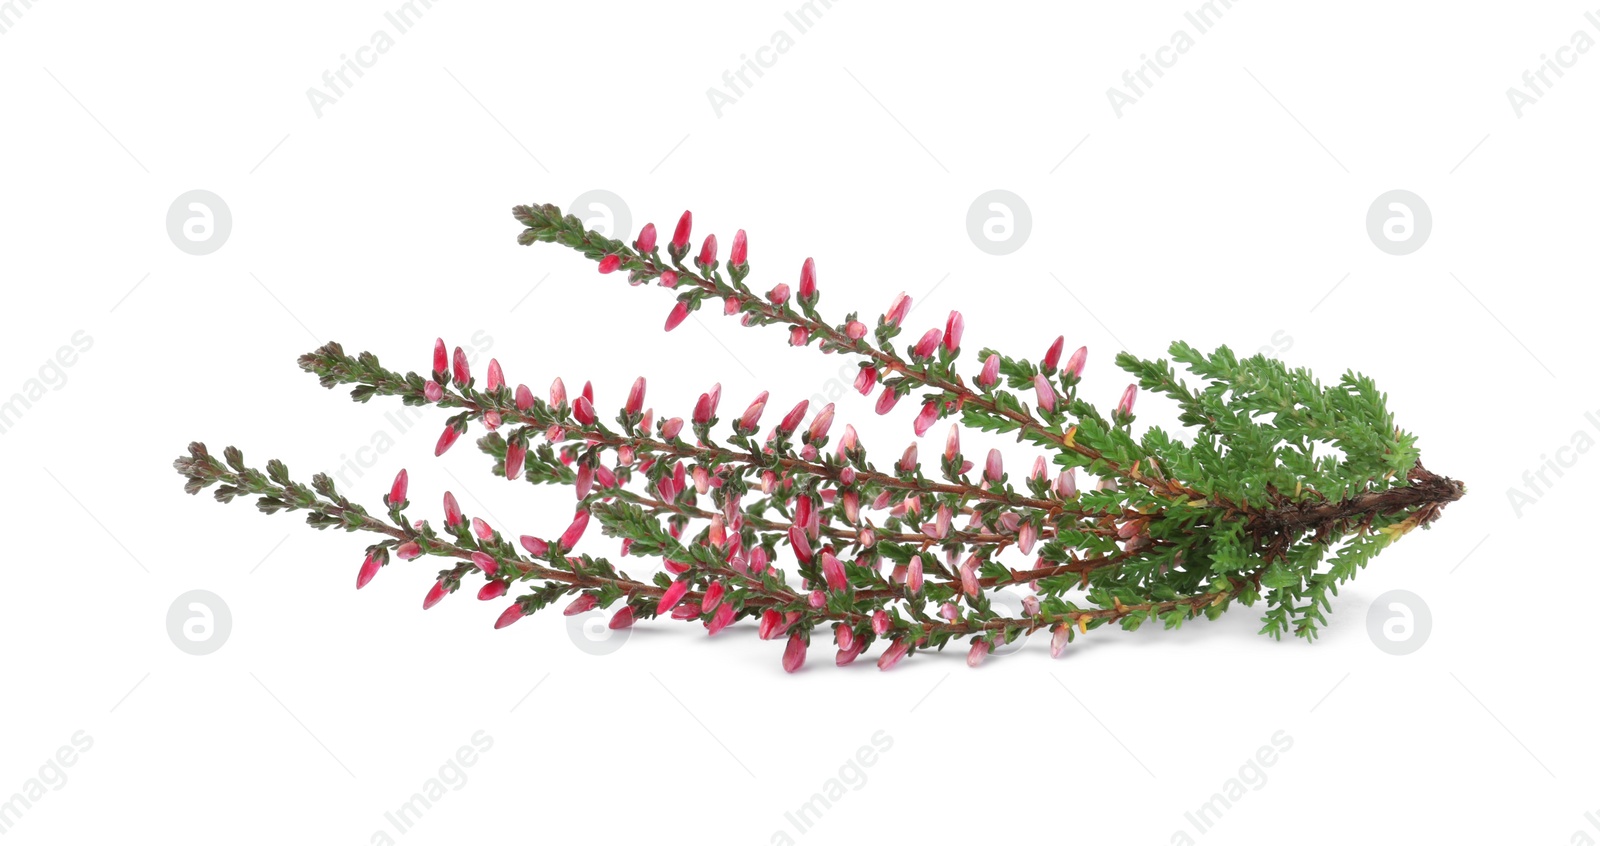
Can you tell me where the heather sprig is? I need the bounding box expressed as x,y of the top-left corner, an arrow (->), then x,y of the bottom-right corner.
173,203 -> 1465,673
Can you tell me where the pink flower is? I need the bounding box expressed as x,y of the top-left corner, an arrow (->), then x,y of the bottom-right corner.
738,391 -> 769,432
1033,374 -> 1056,412
564,594 -> 597,616
572,396 -> 596,425
768,283 -> 791,305
844,320 -> 867,340
435,424 -> 461,456
933,504 -> 951,539
836,643 -> 865,666
388,469 -> 408,506
907,555 -> 924,593
943,424 -> 962,462
1043,336 -> 1064,372
977,353 -> 1000,389
356,552 -> 382,589
835,624 -> 856,652
967,639 -> 990,668
698,234 -> 718,265
730,229 -> 748,266
665,301 -> 690,331
661,270 -> 679,288
396,541 -> 422,560
789,326 -> 809,346
655,580 -> 690,616
808,589 -> 825,608
608,606 -> 634,629
1116,384 -> 1137,416
493,605 -> 524,630
807,403 -> 835,441
597,255 -> 621,274
984,449 -> 1003,483
872,609 -> 891,635
837,424 -> 860,459
912,328 -> 942,360
424,380 -> 444,402
626,376 -> 646,415
432,338 -> 447,375
960,555 -> 980,596
1051,624 -> 1070,658
672,602 -> 701,621
443,492 -> 463,528
820,552 -> 848,592
898,442 -> 918,473
422,580 -> 449,610
1055,468 -> 1077,498
940,602 -> 959,621
549,377 -> 567,408
471,517 -> 493,541
635,222 -> 657,253
515,384 -> 534,411
944,311 -> 964,351
452,346 -> 470,387
1023,595 -> 1041,616
877,639 -> 910,671
875,386 -> 900,415
913,401 -> 939,436
478,580 -> 507,601
471,551 -> 498,576
783,632 -> 807,673
883,292 -> 911,328
520,535 -> 549,556
758,608 -> 783,640
1063,345 -> 1088,380
854,366 -> 878,396
1018,521 -> 1039,555
671,211 -> 692,252
505,441 -> 527,481
559,510 -> 590,548
778,399 -> 808,434
702,580 -> 726,613
706,603 -> 735,635
788,524 -> 814,564
799,257 -> 817,298
660,417 -> 684,440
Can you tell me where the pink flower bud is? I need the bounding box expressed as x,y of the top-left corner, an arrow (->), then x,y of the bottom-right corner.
514,383 -> 534,411
672,601 -> 702,621
483,411 -> 502,431
877,639 -> 909,671
424,380 -> 444,402
913,328 -> 942,360
478,580 -> 508,601
1063,345 -> 1088,380
898,442 -> 919,473
1033,374 -> 1056,413
656,580 -> 690,616
665,301 -> 689,331
573,395 -> 596,425
738,391 -> 769,432
967,639 -> 990,668
783,632 -> 807,673
1031,456 -> 1047,481
884,292 -> 911,327
388,469 -> 408,505
807,404 -> 835,442
559,510 -> 590,548
443,492 -> 463,528
835,623 -> 856,652
799,257 -> 817,298
706,602 -> 735,635
396,541 -> 422,560
432,338 -> 448,375
789,326 -> 809,346
635,222 -> 657,253
549,377 -> 567,408
837,424 -> 860,460
520,535 -> 549,556
1018,521 -> 1039,555
505,441 -> 527,481
985,449 -> 1003,483
356,552 -> 381,589
1043,336 -> 1064,373
608,605 -> 634,629
768,283 -> 790,305
1116,384 -> 1137,416
423,580 -> 449,610
1051,624 -> 1070,658
1023,595 -> 1041,616
626,376 -> 646,415
808,589 -> 825,608
872,610 -> 891,635
472,517 -> 493,541
596,253 -> 621,274
844,320 -> 867,340
471,551 -> 498,576
907,555 -> 924,593
701,580 -> 726,613
671,211 -> 692,251
940,602 -> 959,621
730,229 -> 748,266
564,594 -> 597,616
944,311 -> 964,351
492,605 -> 524,630
698,234 -> 718,265
435,424 -> 461,456
934,504 -> 951,539
977,353 -> 1000,388
854,366 -> 878,396
758,608 -> 783,640
788,524 -> 814,564
484,360 -> 505,393
875,386 -> 900,415
1055,468 -> 1077,498
452,347 -> 470,387
913,401 -> 939,436
661,270 -> 679,288
960,555 -> 981,596
821,552 -> 848,592
778,399 -> 808,434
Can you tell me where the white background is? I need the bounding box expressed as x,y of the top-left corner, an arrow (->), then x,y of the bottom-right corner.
2,1 -> 1594,843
